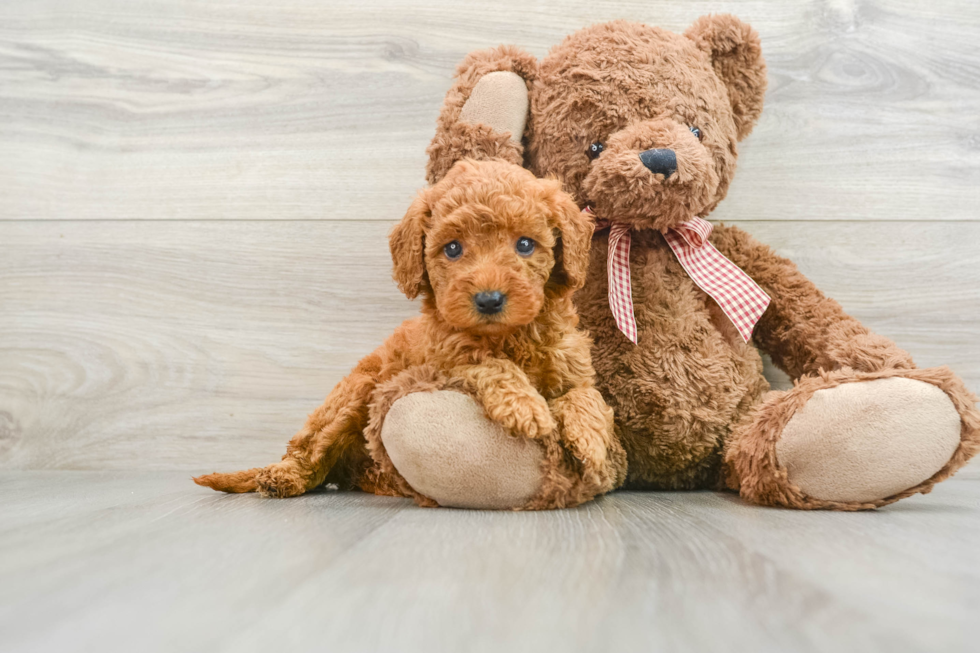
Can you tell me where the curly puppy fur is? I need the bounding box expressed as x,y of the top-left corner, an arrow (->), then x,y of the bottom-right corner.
425,16 -> 980,508
195,159 -> 626,509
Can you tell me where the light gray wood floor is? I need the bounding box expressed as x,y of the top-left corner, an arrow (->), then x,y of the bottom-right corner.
2,469 -> 979,653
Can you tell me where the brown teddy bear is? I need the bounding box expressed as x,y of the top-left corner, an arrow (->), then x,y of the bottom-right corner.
382,14 -> 980,510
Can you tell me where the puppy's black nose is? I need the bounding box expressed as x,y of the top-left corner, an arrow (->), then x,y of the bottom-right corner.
473,291 -> 506,315
639,148 -> 677,178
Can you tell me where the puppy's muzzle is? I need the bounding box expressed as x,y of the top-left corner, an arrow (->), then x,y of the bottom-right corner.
473,291 -> 507,315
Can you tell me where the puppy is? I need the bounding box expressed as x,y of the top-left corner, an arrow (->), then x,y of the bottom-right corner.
194,159 -> 626,509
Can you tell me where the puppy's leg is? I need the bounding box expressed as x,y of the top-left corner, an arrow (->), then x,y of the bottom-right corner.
551,386 -> 627,494
194,354 -> 381,498
452,359 -> 556,439
521,387 -> 627,510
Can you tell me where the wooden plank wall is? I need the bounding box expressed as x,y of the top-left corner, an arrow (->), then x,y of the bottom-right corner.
2,0 -> 978,471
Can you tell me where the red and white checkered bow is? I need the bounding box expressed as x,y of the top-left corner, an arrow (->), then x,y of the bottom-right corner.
587,208 -> 770,344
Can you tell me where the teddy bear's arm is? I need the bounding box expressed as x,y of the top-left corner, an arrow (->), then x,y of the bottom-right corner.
426,45 -> 538,185
710,224 -> 915,379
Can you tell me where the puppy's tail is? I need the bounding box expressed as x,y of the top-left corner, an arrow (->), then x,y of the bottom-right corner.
193,468 -> 263,493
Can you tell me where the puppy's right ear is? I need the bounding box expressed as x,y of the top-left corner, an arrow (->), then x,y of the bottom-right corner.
426,46 -> 538,185
389,192 -> 430,299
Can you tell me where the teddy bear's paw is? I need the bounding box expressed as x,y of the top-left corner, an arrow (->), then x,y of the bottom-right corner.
458,71 -> 528,143
485,391 -> 557,440
254,462 -> 309,499
381,390 -> 544,509
776,377 -> 961,503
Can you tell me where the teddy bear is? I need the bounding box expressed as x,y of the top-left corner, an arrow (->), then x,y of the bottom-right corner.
377,14 -> 980,510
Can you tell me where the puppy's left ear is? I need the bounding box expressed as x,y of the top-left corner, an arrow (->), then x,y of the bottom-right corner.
685,14 -> 767,141
546,183 -> 593,293
389,191 -> 430,299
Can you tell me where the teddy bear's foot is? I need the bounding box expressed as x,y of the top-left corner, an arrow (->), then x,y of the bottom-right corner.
728,367 -> 980,510
380,390 -> 544,509
364,366 -> 626,510
777,377 -> 959,502
362,365 -> 547,509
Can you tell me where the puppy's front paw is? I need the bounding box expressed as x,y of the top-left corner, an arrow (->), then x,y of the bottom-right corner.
255,463 -> 308,498
486,393 -> 556,439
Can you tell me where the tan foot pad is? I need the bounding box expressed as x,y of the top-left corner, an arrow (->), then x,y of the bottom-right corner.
776,377 -> 961,503
458,71 -> 528,143
381,390 -> 543,509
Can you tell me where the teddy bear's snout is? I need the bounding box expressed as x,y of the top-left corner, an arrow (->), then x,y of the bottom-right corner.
578,117 -> 722,230
639,148 -> 677,178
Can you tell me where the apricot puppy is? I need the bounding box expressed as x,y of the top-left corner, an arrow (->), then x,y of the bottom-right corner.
195,159 -> 626,509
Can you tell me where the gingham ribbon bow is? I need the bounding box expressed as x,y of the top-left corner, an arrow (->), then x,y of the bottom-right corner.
588,209 -> 770,344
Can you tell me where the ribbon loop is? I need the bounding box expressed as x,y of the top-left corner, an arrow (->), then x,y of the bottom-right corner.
588,209 -> 770,344
672,217 -> 713,249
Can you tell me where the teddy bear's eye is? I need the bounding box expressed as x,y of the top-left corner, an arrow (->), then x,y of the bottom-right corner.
515,237 -> 536,257
443,240 -> 463,260
587,142 -> 604,160
690,126 -> 703,142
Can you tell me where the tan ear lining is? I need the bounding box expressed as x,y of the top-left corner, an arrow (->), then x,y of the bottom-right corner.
426,45 -> 538,185
458,71 -> 529,144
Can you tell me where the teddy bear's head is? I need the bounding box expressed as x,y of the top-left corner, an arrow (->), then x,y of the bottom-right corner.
428,15 -> 767,232
530,17 -> 766,230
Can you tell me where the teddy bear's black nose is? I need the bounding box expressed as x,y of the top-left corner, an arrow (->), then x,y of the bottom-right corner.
473,291 -> 506,315
639,148 -> 677,178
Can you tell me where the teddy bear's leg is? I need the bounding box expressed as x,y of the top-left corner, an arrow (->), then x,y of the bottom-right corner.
726,367 -> 980,510
363,367 -> 546,509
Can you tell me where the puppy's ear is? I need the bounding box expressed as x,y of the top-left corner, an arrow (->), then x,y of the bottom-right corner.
389,191 -> 430,299
546,182 -> 593,293
685,14 -> 767,141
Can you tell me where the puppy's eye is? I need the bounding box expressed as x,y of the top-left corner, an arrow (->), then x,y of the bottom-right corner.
587,142 -> 604,160
443,240 -> 463,260
690,126 -> 703,142
515,237 -> 535,257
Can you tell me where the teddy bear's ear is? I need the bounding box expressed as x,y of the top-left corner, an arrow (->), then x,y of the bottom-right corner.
389,190 -> 431,299
426,46 -> 539,185
545,180 -> 594,294
684,14 -> 767,141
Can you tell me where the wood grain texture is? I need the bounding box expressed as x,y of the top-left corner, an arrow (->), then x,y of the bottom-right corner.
1,470 -> 978,653
0,1 -> 978,471
1,219 -> 977,471
2,5 -> 978,650
1,0 -> 979,222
